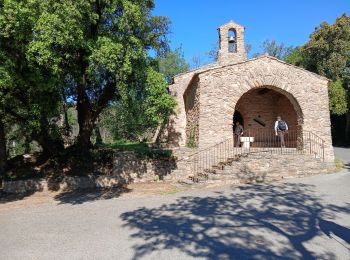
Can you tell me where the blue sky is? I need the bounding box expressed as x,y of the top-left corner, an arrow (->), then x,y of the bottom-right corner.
153,0 -> 350,66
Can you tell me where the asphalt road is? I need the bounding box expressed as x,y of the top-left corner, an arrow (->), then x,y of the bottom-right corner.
0,148 -> 349,260
334,146 -> 350,169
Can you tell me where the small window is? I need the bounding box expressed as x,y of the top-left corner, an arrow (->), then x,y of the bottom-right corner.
228,29 -> 237,53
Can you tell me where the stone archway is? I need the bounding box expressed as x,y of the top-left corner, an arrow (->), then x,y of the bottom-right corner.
233,86 -> 303,148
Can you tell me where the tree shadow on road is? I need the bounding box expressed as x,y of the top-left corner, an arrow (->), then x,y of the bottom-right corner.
0,190 -> 36,204
54,186 -> 131,205
121,183 -> 350,259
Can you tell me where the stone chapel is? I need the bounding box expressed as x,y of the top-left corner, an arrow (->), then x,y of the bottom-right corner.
167,20 -> 334,164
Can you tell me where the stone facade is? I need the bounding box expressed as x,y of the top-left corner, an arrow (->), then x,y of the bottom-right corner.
184,76 -> 200,146
168,21 -> 334,164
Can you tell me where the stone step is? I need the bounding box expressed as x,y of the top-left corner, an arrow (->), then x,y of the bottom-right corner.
177,149 -> 331,186
212,165 -> 225,170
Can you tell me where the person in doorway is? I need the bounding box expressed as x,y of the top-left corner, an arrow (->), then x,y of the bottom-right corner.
234,121 -> 244,147
274,116 -> 288,147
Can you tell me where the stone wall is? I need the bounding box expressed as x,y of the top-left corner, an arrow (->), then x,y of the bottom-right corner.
167,63 -> 221,146
184,77 -> 200,146
195,56 -> 334,163
3,151 -> 180,194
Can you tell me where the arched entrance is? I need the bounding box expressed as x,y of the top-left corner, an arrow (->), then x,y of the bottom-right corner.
234,86 -> 303,148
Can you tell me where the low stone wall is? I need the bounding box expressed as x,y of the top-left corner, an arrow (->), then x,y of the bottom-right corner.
2,149 -> 335,194
112,151 -> 177,183
2,176 -> 123,194
3,151 -> 181,194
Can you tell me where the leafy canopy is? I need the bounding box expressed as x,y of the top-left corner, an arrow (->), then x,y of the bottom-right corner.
286,14 -> 350,115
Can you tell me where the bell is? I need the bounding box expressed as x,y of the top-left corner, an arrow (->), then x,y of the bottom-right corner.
228,36 -> 235,43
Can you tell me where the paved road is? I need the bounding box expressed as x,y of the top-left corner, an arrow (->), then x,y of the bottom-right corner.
1,170 -> 350,259
334,147 -> 350,169
0,148 -> 349,260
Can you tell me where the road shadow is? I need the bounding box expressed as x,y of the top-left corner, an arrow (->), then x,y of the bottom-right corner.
121,183 -> 350,259
0,190 -> 36,204
318,219 -> 350,245
54,186 -> 131,205
344,163 -> 350,172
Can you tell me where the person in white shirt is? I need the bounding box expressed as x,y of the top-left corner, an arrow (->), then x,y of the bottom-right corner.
274,116 -> 288,147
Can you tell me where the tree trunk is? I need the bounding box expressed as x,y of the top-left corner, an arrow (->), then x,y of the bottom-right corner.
0,119 -> 7,178
152,123 -> 163,143
152,120 -> 167,144
30,114 -> 65,157
75,50 -> 116,151
76,78 -> 95,151
95,126 -> 103,146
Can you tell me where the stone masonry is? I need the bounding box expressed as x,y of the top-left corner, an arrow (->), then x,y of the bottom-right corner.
168,20 -> 335,164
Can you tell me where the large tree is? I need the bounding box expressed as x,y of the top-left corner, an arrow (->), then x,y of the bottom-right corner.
0,0 -> 65,163
287,14 -> 350,143
26,0 -> 170,151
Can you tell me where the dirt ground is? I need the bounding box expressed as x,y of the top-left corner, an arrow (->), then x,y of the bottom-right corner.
0,182 -> 184,213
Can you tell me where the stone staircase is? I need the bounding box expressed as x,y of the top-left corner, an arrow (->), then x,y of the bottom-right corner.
183,150 -> 332,187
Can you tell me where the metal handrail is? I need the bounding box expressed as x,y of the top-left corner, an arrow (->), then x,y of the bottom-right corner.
190,129 -> 325,178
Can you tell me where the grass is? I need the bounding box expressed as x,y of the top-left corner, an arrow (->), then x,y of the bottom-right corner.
335,158 -> 345,170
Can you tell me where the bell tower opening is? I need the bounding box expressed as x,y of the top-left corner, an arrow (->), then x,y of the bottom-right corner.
228,29 -> 237,53
217,20 -> 247,64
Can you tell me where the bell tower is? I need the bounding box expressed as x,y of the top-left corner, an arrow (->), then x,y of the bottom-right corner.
217,20 -> 247,64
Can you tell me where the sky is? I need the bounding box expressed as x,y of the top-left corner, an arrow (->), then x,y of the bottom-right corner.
153,0 -> 350,66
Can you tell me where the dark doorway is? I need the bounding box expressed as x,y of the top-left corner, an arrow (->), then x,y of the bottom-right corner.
233,110 -> 244,127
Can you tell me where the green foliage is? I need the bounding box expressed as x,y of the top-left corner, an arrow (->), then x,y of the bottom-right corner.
0,0 -> 171,152
67,107 -> 78,127
287,14 -> 350,117
301,14 -> 350,81
99,66 -> 176,142
99,101 -> 147,141
145,67 -> 176,124
254,40 -> 295,60
158,47 -> 189,84
285,14 -> 350,144
0,0 -> 175,173
285,47 -> 304,66
0,0 -> 65,156
328,80 -> 348,115
334,158 -> 344,170
186,127 -> 197,148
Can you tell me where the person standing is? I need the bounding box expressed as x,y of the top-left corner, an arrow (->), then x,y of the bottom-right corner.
275,116 -> 288,147
234,121 -> 244,147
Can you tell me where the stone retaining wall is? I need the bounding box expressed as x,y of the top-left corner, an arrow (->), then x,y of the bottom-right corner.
190,152 -> 336,187
3,151 -> 181,194
2,149 -> 336,194
2,176 -> 123,194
